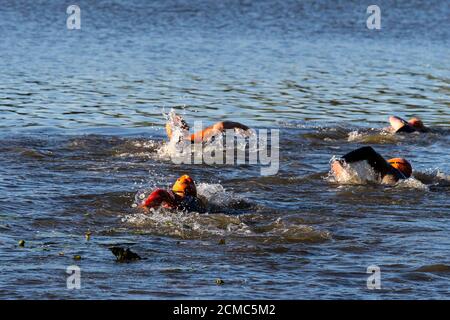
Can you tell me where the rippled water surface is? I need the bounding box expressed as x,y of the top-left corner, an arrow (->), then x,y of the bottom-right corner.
0,0 -> 449,299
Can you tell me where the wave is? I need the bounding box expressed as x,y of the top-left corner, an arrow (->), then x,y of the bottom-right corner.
415,264 -> 450,273
125,182 -> 330,243
113,140 -> 161,160
347,129 -> 400,144
278,120 -> 449,145
414,168 -> 450,192
122,211 -> 330,243
394,177 -> 429,191
348,127 -> 450,145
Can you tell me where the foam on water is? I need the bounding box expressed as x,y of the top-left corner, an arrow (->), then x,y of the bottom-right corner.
122,209 -> 330,243
347,129 -> 400,144
395,177 -> 429,191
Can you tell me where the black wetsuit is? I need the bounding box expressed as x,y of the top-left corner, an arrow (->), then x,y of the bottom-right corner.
172,192 -> 207,213
396,125 -> 416,133
339,146 -> 406,181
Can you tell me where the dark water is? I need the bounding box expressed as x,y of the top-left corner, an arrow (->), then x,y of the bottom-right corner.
0,0 -> 449,299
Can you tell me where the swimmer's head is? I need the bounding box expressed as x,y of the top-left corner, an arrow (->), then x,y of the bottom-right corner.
172,175 -> 197,197
408,117 -> 425,130
388,158 -> 412,178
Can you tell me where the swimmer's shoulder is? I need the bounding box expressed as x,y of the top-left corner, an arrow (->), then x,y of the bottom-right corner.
381,174 -> 398,185
381,167 -> 406,185
177,195 -> 207,213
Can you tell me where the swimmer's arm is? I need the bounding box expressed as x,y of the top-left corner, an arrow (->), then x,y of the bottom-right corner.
190,121 -> 250,143
341,146 -> 392,176
389,116 -> 415,133
140,189 -> 176,209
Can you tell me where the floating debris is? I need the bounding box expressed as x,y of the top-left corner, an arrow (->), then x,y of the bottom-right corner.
110,247 -> 141,262
215,278 -> 225,285
218,239 -> 226,245
73,255 -> 82,260
59,252 -> 65,256
18,240 -> 25,247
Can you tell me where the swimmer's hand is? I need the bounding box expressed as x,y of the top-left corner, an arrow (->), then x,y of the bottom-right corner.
330,159 -> 346,179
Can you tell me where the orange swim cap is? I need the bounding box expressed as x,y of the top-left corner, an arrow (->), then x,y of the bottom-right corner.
388,158 -> 412,178
172,175 -> 197,197
408,117 -> 424,130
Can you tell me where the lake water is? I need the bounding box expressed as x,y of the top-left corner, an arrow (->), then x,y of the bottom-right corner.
0,0 -> 449,299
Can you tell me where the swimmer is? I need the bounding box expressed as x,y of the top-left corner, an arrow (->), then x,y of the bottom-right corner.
331,146 -> 412,185
165,112 -> 251,143
139,175 -> 206,213
387,115 -> 428,133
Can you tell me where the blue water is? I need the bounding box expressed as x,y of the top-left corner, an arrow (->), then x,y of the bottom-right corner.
0,0 -> 449,299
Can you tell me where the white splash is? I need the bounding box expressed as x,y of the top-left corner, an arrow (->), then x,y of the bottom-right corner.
157,109 -> 191,159
395,177 -> 429,191
329,158 -> 379,184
